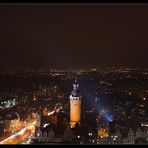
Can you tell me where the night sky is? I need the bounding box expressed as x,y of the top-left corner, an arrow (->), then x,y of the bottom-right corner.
0,4 -> 148,69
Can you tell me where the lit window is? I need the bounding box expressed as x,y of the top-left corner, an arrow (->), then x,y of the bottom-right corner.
88,132 -> 92,136
37,130 -> 42,137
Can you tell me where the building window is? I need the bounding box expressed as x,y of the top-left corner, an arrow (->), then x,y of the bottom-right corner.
37,130 -> 42,137
44,132 -> 47,137
88,132 -> 92,136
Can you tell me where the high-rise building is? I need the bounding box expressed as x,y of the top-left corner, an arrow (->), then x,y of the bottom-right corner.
70,78 -> 82,128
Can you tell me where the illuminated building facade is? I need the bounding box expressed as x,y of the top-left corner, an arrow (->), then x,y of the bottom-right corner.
70,78 -> 82,128
3,113 -> 20,132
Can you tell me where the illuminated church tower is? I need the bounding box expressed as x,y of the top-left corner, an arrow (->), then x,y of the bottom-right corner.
70,78 -> 82,128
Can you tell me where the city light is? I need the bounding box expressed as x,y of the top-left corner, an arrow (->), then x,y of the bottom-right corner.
100,110 -> 113,122
0,67 -> 148,145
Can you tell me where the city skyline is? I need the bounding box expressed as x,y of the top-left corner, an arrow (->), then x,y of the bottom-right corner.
0,67 -> 148,144
0,3 -> 148,144
0,4 -> 148,69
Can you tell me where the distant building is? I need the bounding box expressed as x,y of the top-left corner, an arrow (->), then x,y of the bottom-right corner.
33,105 -> 98,144
35,113 -> 41,128
32,78 -> 98,144
33,111 -> 69,143
0,98 -> 16,109
0,113 -> 20,132
84,126 -> 97,144
108,119 -> 148,144
0,120 -> 5,136
70,78 -> 82,128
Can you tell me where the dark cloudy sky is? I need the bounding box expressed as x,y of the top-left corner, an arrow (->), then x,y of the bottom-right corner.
0,4 -> 148,69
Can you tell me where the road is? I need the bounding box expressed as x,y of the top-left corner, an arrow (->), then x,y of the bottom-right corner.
0,120 -> 36,144
0,102 -> 69,144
